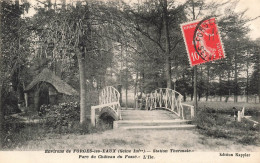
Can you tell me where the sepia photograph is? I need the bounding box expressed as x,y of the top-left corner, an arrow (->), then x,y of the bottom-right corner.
0,0 -> 259,162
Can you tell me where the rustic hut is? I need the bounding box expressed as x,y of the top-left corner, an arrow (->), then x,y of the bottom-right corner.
24,68 -> 78,112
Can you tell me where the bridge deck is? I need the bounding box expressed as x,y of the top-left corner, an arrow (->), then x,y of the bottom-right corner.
120,109 -> 180,120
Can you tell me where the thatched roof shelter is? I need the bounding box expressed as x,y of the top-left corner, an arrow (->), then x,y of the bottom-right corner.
25,68 -> 78,96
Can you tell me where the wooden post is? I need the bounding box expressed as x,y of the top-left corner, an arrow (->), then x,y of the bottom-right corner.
191,106 -> 195,119
242,107 -> 245,117
238,111 -> 241,122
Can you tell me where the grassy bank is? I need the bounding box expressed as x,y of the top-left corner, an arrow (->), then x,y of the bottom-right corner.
193,108 -> 260,146
182,101 -> 260,146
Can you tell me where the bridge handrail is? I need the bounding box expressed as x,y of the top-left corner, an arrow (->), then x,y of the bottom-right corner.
99,86 -> 120,104
91,86 -> 121,126
145,88 -> 194,120
153,88 -> 183,97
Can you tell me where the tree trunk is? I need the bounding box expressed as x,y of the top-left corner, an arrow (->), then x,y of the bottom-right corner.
119,85 -> 122,105
158,74 -> 163,88
234,51 -> 238,103
163,0 -> 171,89
140,69 -> 144,103
198,66 -> 203,101
125,70 -> 128,110
194,66 -> 198,113
246,51 -> 249,103
165,57 -> 171,89
258,47 -> 260,103
182,72 -> 186,102
225,69 -> 231,102
125,87 -> 128,109
125,46 -> 128,109
0,2 -> 5,147
77,50 -> 88,124
206,64 -> 209,101
119,44 -> 123,106
191,0 -> 197,113
191,69 -> 194,101
219,73 -> 222,102
0,84 -> 4,149
134,72 -> 139,109
23,82 -> 28,108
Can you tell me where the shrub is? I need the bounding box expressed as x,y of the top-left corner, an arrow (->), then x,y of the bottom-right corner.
237,131 -> 260,145
40,102 -> 105,134
2,122 -> 47,150
40,102 -> 80,131
3,101 -> 111,149
194,110 -> 260,145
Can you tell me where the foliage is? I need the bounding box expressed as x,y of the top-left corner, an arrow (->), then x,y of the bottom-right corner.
125,0 -> 188,91
2,101 -> 110,150
40,102 -> 80,129
194,109 -> 260,145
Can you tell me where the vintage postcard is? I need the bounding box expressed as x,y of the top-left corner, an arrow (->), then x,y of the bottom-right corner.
0,0 -> 259,163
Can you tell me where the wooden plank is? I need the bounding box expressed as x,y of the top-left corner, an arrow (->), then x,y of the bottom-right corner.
91,101 -> 119,110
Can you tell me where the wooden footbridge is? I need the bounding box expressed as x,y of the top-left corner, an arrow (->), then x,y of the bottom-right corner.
91,86 -> 196,130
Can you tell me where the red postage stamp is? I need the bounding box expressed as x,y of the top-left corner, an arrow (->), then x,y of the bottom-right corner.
180,17 -> 225,66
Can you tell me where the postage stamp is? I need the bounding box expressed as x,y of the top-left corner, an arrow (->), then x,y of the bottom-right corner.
181,17 -> 225,66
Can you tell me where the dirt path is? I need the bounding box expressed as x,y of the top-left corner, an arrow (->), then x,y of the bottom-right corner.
17,128 -> 259,152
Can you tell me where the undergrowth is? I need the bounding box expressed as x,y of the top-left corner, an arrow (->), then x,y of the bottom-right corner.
194,108 -> 260,146
2,102 -> 111,150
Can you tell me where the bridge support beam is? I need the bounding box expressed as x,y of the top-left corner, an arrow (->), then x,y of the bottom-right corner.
91,107 -> 96,126
90,86 -> 122,127
91,101 -> 121,127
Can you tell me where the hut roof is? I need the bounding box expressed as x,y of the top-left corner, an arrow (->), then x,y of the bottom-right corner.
25,68 -> 78,96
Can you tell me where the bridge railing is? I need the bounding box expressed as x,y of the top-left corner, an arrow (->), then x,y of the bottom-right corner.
145,88 -> 194,120
91,86 -> 121,126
